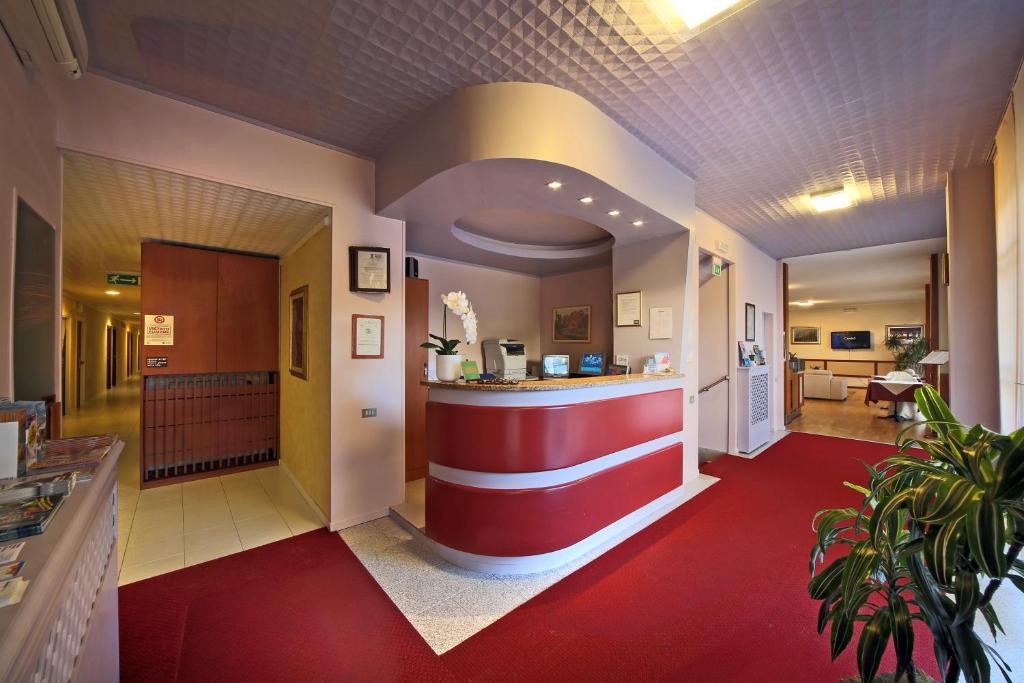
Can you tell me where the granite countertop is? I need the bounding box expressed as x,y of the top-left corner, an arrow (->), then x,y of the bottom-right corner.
421,373 -> 684,392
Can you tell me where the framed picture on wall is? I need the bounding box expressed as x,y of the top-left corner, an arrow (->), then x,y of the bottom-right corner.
885,324 -> 924,343
352,314 -> 385,359
348,246 -> 390,293
615,291 -> 642,327
552,305 -> 591,343
288,285 -> 309,379
791,326 -> 821,345
745,303 -> 756,341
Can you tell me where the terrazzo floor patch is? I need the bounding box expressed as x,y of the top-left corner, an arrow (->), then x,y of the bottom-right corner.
338,517 -> 598,654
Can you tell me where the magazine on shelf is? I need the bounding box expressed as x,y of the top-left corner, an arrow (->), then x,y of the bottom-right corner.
0,495 -> 65,542
0,471 -> 79,505
28,434 -> 114,475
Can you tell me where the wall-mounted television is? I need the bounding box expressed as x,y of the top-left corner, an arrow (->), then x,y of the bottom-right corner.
831,331 -> 871,350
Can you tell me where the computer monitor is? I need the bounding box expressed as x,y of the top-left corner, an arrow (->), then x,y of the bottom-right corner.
579,352 -> 605,376
542,354 -> 570,378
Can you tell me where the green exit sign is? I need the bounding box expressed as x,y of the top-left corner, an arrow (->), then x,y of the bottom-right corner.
711,262 -> 722,276
106,273 -> 140,286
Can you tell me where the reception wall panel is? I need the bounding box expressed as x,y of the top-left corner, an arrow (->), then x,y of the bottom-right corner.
425,443 -> 683,557
426,388 -> 683,472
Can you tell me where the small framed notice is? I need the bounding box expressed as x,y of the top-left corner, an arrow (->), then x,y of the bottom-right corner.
349,246 -> 391,293
615,291 -> 642,327
144,314 -> 174,346
352,314 -> 384,359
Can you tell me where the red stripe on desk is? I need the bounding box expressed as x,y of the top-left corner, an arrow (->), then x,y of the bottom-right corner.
427,389 -> 683,473
425,443 -> 683,557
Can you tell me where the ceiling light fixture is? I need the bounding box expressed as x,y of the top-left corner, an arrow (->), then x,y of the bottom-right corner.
671,0 -> 756,30
607,210 -> 620,217
808,188 -> 853,213
546,180 -> 563,190
632,220 -> 644,227
104,290 -> 120,296
579,196 -> 594,204
792,300 -> 815,307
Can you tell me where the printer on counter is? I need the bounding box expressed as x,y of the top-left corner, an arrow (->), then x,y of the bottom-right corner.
481,339 -> 528,380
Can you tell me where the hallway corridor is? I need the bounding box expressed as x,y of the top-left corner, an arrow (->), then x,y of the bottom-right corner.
63,379 -> 324,584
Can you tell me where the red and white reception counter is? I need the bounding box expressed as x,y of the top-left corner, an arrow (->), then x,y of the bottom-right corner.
420,374 -> 702,574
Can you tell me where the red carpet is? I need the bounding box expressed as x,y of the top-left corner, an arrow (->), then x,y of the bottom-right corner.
120,432 -> 940,682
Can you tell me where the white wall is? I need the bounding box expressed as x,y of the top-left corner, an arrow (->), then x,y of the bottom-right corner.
0,35 -> 61,401
993,65 -> 1024,432
946,165 -> 1001,429
54,74 -> 404,529
698,270 -> 729,453
694,209 -> 784,451
788,301 -> 926,362
413,255 -> 541,377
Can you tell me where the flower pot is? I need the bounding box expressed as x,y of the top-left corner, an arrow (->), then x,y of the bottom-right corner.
436,354 -> 464,382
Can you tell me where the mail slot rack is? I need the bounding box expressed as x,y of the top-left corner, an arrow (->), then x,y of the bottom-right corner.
141,372 -> 279,486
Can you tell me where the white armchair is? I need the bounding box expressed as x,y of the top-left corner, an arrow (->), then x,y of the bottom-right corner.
804,368 -> 848,400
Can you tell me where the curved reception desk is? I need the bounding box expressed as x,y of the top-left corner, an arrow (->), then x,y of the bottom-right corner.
421,374 -> 695,574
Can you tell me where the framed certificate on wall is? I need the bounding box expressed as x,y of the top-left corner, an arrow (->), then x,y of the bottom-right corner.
615,291 -> 642,327
352,314 -> 384,359
349,246 -> 390,293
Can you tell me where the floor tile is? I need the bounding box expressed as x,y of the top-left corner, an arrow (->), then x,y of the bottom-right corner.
118,554 -> 185,586
184,524 -> 243,566
235,512 -> 292,550
123,534 -> 185,567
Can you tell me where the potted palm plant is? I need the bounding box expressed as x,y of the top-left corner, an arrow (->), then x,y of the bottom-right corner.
809,385 -> 1023,683
884,333 -> 929,374
421,290 -> 478,381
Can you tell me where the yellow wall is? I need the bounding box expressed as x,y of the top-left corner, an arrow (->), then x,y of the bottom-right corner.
61,295 -> 137,411
788,300 -> 925,364
279,226 -> 331,519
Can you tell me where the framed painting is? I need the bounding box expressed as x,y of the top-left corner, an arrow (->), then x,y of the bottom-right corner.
288,285 -> 309,379
791,326 -> 821,345
552,305 -> 591,343
744,303 -> 756,341
885,324 -> 924,343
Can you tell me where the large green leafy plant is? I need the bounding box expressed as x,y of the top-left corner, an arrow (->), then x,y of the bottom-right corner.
809,385 -> 1024,683
884,334 -> 929,373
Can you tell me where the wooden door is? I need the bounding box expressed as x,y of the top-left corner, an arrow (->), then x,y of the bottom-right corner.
216,252 -> 279,372
141,243 -> 220,375
75,321 -> 83,409
105,326 -> 115,389
405,277 -> 430,481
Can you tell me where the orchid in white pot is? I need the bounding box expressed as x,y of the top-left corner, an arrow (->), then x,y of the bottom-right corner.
421,290 -> 478,381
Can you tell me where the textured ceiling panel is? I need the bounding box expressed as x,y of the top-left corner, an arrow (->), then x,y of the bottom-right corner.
77,0 -> 1024,257
62,152 -> 329,316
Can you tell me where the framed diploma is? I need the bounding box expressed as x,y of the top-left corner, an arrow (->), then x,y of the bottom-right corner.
615,291 -> 642,327
349,246 -> 391,293
351,314 -> 384,359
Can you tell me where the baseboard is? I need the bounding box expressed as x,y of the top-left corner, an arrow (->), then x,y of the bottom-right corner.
329,507 -> 390,532
278,461 -> 329,527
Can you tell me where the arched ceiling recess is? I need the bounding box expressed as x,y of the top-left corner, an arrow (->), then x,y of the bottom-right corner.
377,82 -> 696,276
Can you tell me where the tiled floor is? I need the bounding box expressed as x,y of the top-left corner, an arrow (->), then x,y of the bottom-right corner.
62,378 -> 324,585
345,473 -> 719,654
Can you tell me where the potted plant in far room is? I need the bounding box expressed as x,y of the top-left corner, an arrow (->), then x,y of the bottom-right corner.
884,333 -> 929,374
421,290 -> 478,382
809,385 -> 1023,683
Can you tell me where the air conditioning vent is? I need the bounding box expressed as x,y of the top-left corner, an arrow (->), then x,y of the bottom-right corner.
0,0 -> 87,79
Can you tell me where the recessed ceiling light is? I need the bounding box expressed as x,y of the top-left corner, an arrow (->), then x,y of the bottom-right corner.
546,180 -> 563,190
632,220 -> 644,227
809,188 -> 852,213
671,0 -> 750,30
607,210 -> 620,217
133,312 -> 140,315
579,196 -> 594,204
793,300 -> 815,307
105,290 -> 120,296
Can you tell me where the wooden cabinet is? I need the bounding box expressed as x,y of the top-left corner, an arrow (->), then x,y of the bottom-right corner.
405,277 -> 429,481
784,366 -> 803,424
216,251 -> 279,372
